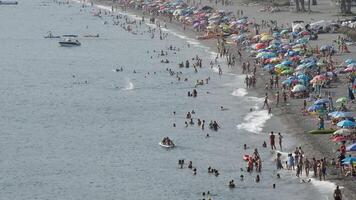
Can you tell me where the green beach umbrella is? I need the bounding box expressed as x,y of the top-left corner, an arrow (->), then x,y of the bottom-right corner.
336,97 -> 347,104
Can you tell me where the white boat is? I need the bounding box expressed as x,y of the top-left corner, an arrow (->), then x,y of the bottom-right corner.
59,39 -> 81,47
159,141 -> 174,148
0,1 -> 18,5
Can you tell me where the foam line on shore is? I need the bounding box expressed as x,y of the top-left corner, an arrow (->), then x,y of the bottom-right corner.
236,105 -> 272,134
231,88 -> 248,97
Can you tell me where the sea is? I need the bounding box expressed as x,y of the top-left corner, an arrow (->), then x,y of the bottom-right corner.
0,0 -> 336,199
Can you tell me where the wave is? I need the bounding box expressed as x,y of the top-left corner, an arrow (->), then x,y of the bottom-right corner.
236,106 -> 272,134
122,80 -> 134,90
231,88 -> 247,97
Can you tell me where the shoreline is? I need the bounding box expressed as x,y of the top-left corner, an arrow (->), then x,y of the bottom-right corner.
78,0 -> 355,199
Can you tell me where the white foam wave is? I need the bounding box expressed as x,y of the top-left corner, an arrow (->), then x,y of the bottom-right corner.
231,88 -> 248,97
237,106 -> 272,133
123,80 -> 134,90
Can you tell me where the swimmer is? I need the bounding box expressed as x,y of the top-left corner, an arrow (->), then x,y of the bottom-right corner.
188,161 -> 192,169
273,184 -> 276,189
262,141 -> 267,148
244,144 -> 247,150
255,175 -> 260,183
220,106 -> 228,111
206,133 -> 210,138
277,173 -> 280,179
229,180 -> 235,188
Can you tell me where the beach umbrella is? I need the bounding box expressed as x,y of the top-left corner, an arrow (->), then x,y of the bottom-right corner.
307,104 -> 322,112
280,69 -> 293,75
280,29 -> 289,34
299,30 -> 310,36
341,157 -> 356,164
333,129 -> 352,135
343,66 -> 356,73
263,64 -> 274,71
260,35 -> 273,42
337,120 -> 355,128
345,58 -> 356,64
254,43 -> 266,50
336,97 -> 348,104
346,143 -> 356,151
256,52 -> 275,59
331,135 -> 347,142
281,60 -> 292,66
328,111 -> 354,118
314,99 -> 329,105
292,84 -> 307,92
297,74 -> 309,81
347,63 -> 356,68
296,38 -> 309,44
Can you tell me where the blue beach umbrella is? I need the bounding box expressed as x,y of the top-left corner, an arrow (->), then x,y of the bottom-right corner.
337,120 -> 355,128
342,157 -> 356,164
307,104 -> 322,112
281,60 -> 292,66
345,59 -> 356,64
314,99 -> 329,105
346,143 -> 356,152
328,111 -> 354,118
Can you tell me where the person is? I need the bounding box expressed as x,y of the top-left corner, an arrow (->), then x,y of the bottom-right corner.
188,161 -> 192,169
305,158 -> 310,177
262,93 -> 269,109
262,141 -> 267,148
229,180 -> 235,188
333,185 -> 342,200
269,132 -> 276,150
318,116 -> 324,130
278,132 -> 283,150
255,175 -> 260,183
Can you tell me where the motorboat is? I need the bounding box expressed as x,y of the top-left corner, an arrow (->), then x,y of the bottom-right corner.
0,1 -> 18,5
59,39 -> 81,47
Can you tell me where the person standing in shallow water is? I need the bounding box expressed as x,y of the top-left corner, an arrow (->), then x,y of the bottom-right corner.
333,185 -> 342,200
269,132 -> 276,150
278,132 -> 283,151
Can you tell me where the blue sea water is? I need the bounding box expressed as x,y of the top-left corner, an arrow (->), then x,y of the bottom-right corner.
0,0 -> 335,199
